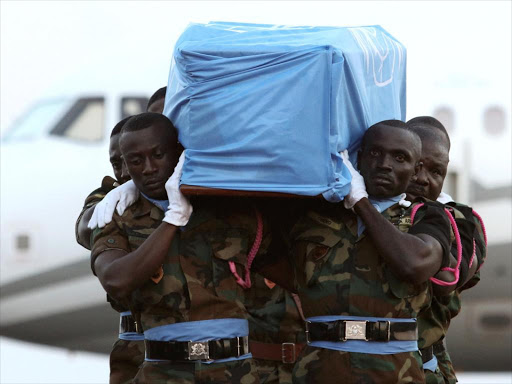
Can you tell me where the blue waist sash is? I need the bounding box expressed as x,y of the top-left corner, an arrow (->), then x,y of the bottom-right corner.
306,315 -> 418,355
119,311 -> 144,341
144,318 -> 251,364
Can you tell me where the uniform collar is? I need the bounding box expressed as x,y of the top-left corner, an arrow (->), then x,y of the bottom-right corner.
141,192 -> 169,212
132,195 -> 165,221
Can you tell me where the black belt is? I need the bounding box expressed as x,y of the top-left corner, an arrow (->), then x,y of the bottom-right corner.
145,336 -> 249,361
119,314 -> 143,334
421,340 -> 447,364
305,320 -> 418,343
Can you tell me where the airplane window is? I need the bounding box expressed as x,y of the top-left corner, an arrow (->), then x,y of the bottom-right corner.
2,99 -> 72,141
121,97 -> 149,119
484,106 -> 506,135
433,106 -> 455,133
50,98 -> 105,142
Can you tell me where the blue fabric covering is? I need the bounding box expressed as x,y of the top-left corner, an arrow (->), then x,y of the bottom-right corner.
164,22 -> 406,202
144,318 -> 251,364
423,355 -> 439,372
306,315 -> 418,354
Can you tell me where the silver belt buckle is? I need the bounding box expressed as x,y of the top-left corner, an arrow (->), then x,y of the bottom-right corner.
236,336 -> 249,357
305,321 -> 311,344
344,320 -> 368,341
241,336 -> 249,356
187,341 -> 210,360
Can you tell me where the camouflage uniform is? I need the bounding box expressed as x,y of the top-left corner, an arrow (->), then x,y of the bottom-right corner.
418,202 -> 487,384
109,338 -> 146,384
245,272 -> 305,384
289,200 -> 452,384
92,197 -> 267,384
75,176 -> 118,249
77,176 -> 145,384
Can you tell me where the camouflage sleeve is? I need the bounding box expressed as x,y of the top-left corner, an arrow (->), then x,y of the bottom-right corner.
90,214 -> 130,275
458,209 -> 487,291
75,176 -> 118,249
446,203 -> 487,291
408,202 -> 452,269
456,218 -> 476,287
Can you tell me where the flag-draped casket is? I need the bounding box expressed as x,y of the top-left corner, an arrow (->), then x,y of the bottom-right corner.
164,22 -> 406,201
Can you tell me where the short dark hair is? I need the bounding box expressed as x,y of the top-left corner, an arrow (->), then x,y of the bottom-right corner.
122,112 -> 178,145
110,116 -> 132,138
406,116 -> 451,149
146,86 -> 167,111
360,119 -> 416,151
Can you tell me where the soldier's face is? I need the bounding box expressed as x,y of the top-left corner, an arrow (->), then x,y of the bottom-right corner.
120,124 -> 178,199
406,135 -> 449,201
109,135 -> 130,184
358,126 -> 421,198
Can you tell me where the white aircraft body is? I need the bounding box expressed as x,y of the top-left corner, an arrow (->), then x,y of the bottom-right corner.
0,87 -> 510,373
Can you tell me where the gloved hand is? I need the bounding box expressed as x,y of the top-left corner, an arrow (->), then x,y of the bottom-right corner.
341,150 -> 368,209
88,180 -> 139,229
399,193 -> 412,208
163,152 -> 193,226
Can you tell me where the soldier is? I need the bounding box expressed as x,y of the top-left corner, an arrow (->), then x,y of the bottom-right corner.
77,85 -> 167,246
90,112 -> 261,384
406,116 -> 487,384
75,116 -> 145,384
243,200 -> 306,384
289,120 -> 453,383
75,117 -> 131,249
76,88 -> 168,384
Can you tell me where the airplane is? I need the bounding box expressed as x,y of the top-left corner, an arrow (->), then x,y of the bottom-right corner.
0,87 -> 510,373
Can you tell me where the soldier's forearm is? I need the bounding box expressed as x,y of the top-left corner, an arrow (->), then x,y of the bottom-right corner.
353,198 -> 442,283
95,222 -> 178,300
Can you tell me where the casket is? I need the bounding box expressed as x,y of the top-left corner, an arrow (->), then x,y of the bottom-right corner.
165,22 -> 406,201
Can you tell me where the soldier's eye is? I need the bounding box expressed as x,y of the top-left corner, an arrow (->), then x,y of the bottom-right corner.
395,154 -> 405,162
370,150 -> 380,157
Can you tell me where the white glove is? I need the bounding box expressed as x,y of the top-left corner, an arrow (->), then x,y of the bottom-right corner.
88,180 -> 139,229
437,192 -> 454,204
341,150 -> 368,209
163,152 -> 193,226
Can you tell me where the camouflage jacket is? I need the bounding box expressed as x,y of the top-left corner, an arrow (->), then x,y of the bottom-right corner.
75,175 -> 118,250
290,200 -> 452,320
92,196 -> 273,332
245,272 -> 305,345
